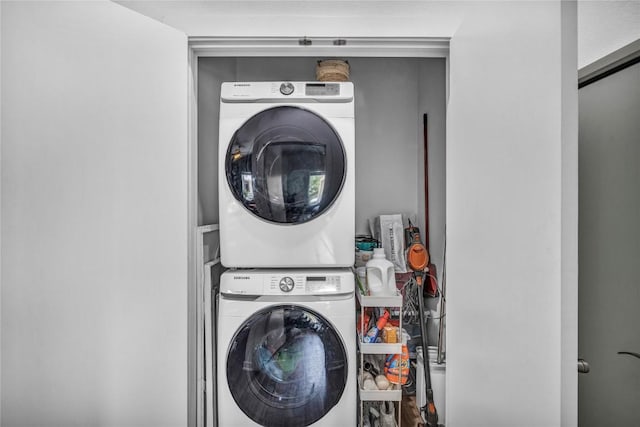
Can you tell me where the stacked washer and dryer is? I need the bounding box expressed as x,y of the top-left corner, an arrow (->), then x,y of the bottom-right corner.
216,82 -> 357,427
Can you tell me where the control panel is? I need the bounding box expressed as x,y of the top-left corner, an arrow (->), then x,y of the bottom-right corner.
267,273 -> 342,294
220,81 -> 353,102
274,82 -> 341,97
220,269 -> 354,296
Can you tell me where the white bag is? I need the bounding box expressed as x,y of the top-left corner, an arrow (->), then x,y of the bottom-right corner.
373,214 -> 407,273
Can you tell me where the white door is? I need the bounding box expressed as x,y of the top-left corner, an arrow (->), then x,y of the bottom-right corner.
578,61 -> 640,426
1,2 -> 188,426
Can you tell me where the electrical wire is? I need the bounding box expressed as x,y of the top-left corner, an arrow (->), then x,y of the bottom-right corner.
402,273 -> 446,324
401,276 -> 420,324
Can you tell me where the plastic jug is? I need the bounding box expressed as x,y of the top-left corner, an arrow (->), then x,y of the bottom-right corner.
384,329 -> 410,385
366,248 -> 396,296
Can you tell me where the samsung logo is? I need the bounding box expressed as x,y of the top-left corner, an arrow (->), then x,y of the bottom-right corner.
233,276 -> 250,280
233,83 -> 251,87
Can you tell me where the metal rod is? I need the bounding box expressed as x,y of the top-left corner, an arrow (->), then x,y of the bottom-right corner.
436,234 -> 446,364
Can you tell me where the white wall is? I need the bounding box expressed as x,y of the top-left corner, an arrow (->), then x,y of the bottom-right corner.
116,1 -> 464,39
1,2 -> 188,426
447,2 -> 576,425
562,2 -> 579,425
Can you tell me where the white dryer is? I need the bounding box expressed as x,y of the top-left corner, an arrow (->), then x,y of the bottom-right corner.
217,268 -> 356,427
218,82 -> 355,268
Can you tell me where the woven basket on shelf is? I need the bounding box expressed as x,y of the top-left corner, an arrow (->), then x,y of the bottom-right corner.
316,59 -> 350,82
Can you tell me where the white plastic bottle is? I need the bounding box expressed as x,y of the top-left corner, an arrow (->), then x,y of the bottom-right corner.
366,248 -> 396,296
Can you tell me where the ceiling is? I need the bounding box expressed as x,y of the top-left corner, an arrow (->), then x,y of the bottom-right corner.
115,0 -> 640,69
578,0 -> 640,68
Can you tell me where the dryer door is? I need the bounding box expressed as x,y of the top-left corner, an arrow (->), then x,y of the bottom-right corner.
226,305 -> 348,427
225,106 -> 346,224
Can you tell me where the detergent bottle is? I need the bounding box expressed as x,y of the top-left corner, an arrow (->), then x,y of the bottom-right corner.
362,310 -> 390,343
384,329 -> 410,385
366,248 -> 396,296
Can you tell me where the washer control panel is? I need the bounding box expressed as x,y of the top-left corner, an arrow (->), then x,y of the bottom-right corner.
269,274 -> 342,294
220,268 -> 354,296
219,269 -> 355,296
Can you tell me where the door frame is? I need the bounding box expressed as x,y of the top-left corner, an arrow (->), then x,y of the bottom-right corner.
578,39 -> 640,88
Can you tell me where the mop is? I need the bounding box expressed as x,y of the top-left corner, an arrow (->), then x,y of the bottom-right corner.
405,221 -> 438,427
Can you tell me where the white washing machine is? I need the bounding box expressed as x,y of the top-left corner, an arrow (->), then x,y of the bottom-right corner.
217,268 -> 356,427
218,82 -> 355,268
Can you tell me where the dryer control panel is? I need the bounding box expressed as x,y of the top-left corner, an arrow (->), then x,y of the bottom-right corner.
220,268 -> 355,296
220,81 -> 354,102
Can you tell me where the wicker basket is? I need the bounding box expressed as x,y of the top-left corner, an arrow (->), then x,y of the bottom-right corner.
316,59 -> 350,82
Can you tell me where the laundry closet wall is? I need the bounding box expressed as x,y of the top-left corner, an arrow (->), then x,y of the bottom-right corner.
198,57 -> 447,270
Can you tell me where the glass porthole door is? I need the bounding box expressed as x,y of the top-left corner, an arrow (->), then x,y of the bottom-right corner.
225,106 -> 346,224
226,305 -> 348,426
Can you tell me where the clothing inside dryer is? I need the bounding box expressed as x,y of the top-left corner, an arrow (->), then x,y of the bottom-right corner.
259,141 -> 326,222
226,305 -> 348,427
226,106 -> 345,224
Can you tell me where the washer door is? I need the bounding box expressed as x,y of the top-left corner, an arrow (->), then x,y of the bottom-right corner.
225,106 -> 346,224
226,305 -> 348,427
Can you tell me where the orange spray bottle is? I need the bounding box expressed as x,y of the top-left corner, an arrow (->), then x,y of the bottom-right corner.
362,310 -> 390,343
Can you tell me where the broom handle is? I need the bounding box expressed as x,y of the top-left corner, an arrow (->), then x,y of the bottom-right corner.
423,114 -> 431,250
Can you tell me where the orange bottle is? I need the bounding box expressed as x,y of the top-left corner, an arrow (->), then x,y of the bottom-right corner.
362,310 -> 390,343
384,329 -> 410,384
